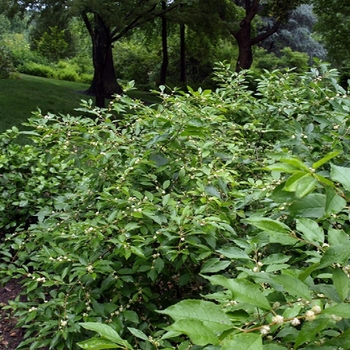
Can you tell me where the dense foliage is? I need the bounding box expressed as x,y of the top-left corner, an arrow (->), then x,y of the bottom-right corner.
0,0 -> 327,91
0,45 -> 15,78
312,0 -> 350,67
1,63 -> 350,349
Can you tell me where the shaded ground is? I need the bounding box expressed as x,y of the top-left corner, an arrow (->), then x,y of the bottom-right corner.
0,280 -> 24,349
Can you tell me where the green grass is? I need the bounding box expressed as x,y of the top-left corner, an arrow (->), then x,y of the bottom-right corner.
128,89 -> 162,105
0,74 -> 161,134
0,74 -> 90,133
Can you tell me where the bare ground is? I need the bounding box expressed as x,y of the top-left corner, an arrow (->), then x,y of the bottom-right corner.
0,280 -> 24,349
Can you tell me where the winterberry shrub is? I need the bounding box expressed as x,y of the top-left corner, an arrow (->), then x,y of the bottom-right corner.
1,63 -> 350,349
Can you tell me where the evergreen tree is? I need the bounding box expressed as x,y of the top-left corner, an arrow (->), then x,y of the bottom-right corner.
261,5 -> 326,63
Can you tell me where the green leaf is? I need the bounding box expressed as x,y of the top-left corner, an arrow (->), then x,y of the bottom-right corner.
312,284 -> 342,303
325,186 -> 346,216
201,258 -> 231,273
314,173 -> 335,187
216,246 -> 250,260
247,217 -> 297,245
272,274 -> 312,301
150,152 -> 169,166
265,163 -> 301,173
154,257 -> 164,273
263,345 -> 289,350
79,323 -> 132,349
162,193 -> 170,206
294,175 -> 318,198
163,180 -> 170,190
330,163 -> 350,191
124,223 -> 140,232
262,253 -> 290,265
322,303 -> 350,318
205,185 -> 221,198
124,311 -> 139,324
25,310 -> 37,323
143,211 -> 166,225
318,241 -> 350,269
296,218 -> 324,245
328,227 -> 350,246
205,275 -> 271,310
280,157 -> 310,172
247,217 -> 290,235
158,300 -> 233,333
294,317 -> 330,348
289,194 -> 326,218
77,338 -> 121,349
127,327 -> 148,341
324,328 -> 350,347
222,333 -> 262,350
312,150 -> 342,169
282,304 -> 303,319
107,210 -> 118,223
130,246 -> 145,258
167,319 -> 219,346
270,182 -> 296,203
333,267 -> 349,301
284,171 -> 308,192
299,263 -> 319,281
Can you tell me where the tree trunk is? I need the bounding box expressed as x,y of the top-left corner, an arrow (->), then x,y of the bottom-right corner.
86,15 -> 122,108
160,1 -> 168,85
235,20 -> 253,72
180,22 -> 186,83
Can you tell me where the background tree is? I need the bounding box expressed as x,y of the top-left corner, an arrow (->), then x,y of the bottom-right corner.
260,4 -> 326,63
34,26 -> 69,62
29,5 -> 77,61
3,0 -> 185,107
220,0 -> 306,71
312,0 -> 350,68
76,0 -> 185,106
162,0 -> 231,85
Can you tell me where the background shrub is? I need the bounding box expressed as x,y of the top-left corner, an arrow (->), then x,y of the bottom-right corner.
55,68 -> 79,82
18,61 -> 55,78
0,45 -> 15,78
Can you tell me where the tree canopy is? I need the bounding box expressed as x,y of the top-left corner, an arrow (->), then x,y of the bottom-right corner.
312,0 -> 350,67
3,0 -> 187,106
1,0 -> 332,104
219,0 -> 307,70
261,4 -> 326,63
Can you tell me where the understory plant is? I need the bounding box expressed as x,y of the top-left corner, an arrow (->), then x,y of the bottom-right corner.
0,62 -> 350,349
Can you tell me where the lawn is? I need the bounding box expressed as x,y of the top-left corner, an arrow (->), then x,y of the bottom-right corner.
0,74 -> 160,134
0,74 -> 90,133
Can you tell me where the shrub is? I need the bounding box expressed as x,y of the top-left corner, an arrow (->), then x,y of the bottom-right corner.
0,45 -> 15,78
1,63 -> 350,349
1,33 -> 49,68
55,68 -> 79,82
78,73 -> 93,84
18,61 -> 55,78
253,47 -> 309,73
36,26 -> 69,62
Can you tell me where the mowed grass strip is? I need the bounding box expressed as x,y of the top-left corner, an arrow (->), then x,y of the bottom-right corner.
0,74 -> 90,133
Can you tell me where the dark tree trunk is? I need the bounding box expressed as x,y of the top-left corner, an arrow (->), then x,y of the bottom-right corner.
180,22 -> 186,83
235,20 -> 253,72
160,1 -> 168,85
231,1 -> 283,72
85,15 -> 122,108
